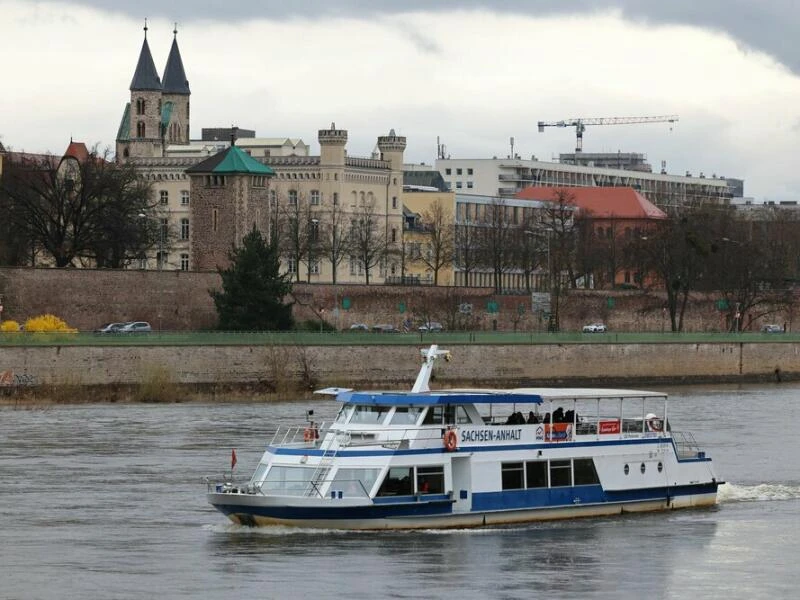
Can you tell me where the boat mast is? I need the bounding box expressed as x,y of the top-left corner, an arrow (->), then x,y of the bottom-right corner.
411,345 -> 451,393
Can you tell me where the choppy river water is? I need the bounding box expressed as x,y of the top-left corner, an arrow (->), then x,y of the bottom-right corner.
2,382 -> 799,599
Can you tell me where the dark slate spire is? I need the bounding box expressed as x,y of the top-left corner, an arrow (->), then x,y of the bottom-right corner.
129,20 -> 162,91
162,24 -> 190,95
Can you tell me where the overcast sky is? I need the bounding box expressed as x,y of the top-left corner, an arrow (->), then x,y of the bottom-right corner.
2,0 -> 800,200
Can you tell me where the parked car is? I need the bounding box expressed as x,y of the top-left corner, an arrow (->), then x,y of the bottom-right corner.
761,324 -> 784,333
118,321 -> 152,333
372,324 -> 399,333
349,323 -> 369,331
418,322 -> 444,333
95,322 -> 126,334
582,323 -> 608,333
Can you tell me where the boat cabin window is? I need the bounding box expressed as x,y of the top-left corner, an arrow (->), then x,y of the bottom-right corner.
376,467 -> 413,496
422,404 -> 469,425
390,406 -> 423,425
416,466 -> 444,495
501,462 -> 524,490
350,404 -> 391,425
502,458 -> 599,490
526,462 -> 548,488
549,460 -> 572,487
330,467 -> 381,498
264,465 -> 321,495
334,405 -> 354,424
573,458 -> 600,485
250,462 -> 269,485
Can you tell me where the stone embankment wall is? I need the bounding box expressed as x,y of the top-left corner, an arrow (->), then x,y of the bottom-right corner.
0,343 -> 796,394
0,266 -> 782,333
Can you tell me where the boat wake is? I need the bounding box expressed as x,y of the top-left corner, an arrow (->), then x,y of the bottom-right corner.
718,482 -> 800,503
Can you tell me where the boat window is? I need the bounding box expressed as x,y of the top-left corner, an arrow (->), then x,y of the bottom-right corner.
549,459 -> 572,487
376,467 -> 414,496
264,465 -> 320,496
422,405 -> 444,425
455,406 -> 471,424
390,406 -> 423,425
525,461 -> 548,488
417,466 -> 445,494
573,458 -> 600,485
331,468 -> 381,498
351,404 -> 391,425
501,462 -> 525,490
334,405 -> 354,424
250,462 -> 269,485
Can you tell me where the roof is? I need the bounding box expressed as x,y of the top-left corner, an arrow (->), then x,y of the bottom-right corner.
116,103 -> 130,142
338,391 -> 543,406
130,36 -> 162,91
404,170 -> 448,191
515,186 -> 666,219
162,34 -> 190,94
63,141 -> 89,163
185,144 -> 275,175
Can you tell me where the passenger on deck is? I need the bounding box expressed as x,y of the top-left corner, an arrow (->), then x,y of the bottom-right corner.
564,409 -> 575,423
552,407 -> 564,423
527,411 -> 539,424
543,412 -> 551,423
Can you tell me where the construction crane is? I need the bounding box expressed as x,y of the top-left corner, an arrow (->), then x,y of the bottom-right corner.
537,115 -> 679,153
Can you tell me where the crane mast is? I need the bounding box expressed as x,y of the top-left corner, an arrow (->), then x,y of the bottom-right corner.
537,115 -> 679,153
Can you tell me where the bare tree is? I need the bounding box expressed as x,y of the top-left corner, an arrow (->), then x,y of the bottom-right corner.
0,147 -> 155,267
480,198 -> 516,293
415,199 -> 455,285
350,200 -> 388,285
454,221 -> 481,287
319,199 -> 351,284
539,189 -> 577,330
276,191 -> 316,283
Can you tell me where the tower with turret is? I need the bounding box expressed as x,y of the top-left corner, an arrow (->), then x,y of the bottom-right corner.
116,22 -> 191,161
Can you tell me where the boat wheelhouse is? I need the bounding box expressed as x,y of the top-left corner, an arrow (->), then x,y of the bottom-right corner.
207,346 -> 722,529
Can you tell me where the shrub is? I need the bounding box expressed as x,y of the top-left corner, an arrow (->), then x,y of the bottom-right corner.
0,320 -> 20,332
24,314 -> 77,333
134,365 -> 181,403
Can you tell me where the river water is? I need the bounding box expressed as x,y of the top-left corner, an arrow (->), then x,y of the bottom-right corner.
1,382 -> 799,600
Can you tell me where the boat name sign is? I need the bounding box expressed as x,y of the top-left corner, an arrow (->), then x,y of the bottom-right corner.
460,428 -> 523,443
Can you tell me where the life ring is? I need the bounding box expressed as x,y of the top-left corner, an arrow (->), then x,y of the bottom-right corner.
443,429 -> 458,452
647,416 -> 663,432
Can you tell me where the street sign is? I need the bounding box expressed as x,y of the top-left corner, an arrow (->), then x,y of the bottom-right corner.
341,297 -> 351,310
487,301 -> 499,314
398,302 -> 406,314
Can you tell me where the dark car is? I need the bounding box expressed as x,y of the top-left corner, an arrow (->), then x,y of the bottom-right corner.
95,322 -> 126,334
372,324 -> 399,333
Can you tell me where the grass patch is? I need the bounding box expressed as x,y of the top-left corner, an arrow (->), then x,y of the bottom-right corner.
134,365 -> 181,403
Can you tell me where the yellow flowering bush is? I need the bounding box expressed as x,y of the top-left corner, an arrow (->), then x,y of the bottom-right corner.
0,320 -> 20,332
23,314 -> 78,333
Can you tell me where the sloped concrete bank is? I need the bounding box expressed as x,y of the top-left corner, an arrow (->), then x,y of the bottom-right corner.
1,342 -> 797,404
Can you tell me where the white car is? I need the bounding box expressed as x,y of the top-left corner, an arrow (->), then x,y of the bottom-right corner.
418,322 -> 444,333
582,323 -> 608,333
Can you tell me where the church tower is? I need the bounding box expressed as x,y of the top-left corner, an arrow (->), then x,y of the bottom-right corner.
116,22 -> 164,161
161,25 -> 191,147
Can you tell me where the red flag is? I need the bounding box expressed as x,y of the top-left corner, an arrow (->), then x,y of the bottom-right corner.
231,449 -> 237,470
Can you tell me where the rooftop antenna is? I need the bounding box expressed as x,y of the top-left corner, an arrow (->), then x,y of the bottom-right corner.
510,136 -> 515,159
143,17 -> 148,38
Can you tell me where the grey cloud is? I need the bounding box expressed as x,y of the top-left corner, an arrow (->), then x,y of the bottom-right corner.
53,0 -> 800,72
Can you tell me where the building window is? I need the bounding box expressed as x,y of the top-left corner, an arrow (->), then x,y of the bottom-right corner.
287,258 -> 297,274
137,121 -> 145,137
138,257 -> 147,270
212,208 -> 218,233
456,182 -> 463,189
456,168 -> 462,175
467,181 -> 474,189
181,190 -> 189,206
270,190 -> 277,205
160,190 -> 169,205
180,218 -> 189,240
445,168 -> 451,175
289,190 -> 298,206
157,251 -> 168,270
310,190 -> 320,205
392,196 -> 398,209
391,228 -> 397,243
467,168 -> 473,175
180,253 -> 189,271
252,176 -> 266,187
309,259 -> 320,275
333,192 -> 339,206
136,98 -> 145,115
349,256 -> 363,276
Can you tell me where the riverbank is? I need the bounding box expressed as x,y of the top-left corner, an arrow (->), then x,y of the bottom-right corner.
1,341 -> 796,404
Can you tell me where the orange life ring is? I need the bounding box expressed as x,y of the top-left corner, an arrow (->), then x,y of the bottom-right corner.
443,429 -> 458,452
647,417 -> 663,432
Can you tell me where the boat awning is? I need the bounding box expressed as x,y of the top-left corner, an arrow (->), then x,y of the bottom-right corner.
337,391 -> 543,406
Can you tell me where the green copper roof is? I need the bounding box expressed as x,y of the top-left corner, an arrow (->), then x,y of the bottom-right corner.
161,101 -> 174,130
186,145 -> 275,175
117,103 -> 131,142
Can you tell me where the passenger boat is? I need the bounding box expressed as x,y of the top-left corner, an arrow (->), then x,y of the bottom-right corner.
206,345 -> 722,529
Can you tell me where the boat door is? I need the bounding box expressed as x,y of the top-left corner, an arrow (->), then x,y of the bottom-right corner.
451,456 -> 472,513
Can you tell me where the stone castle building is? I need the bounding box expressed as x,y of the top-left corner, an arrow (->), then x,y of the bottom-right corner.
116,27 -> 406,282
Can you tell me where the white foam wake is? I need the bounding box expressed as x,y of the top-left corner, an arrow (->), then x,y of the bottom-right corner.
717,482 -> 800,503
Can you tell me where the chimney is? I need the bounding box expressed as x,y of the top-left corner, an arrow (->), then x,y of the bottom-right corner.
231,126 -> 238,147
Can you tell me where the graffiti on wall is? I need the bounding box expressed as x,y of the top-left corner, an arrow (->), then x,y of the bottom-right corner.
0,370 -> 38,386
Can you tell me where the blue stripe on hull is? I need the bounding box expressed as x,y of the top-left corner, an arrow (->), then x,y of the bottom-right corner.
211,482 -> 718,525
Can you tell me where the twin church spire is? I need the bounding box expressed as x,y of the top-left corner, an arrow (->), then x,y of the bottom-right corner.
130,20 -> 190,95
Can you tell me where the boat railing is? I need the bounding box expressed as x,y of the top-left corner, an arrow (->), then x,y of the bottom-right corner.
268,424 -> 452,451
671,430 -> 705,459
